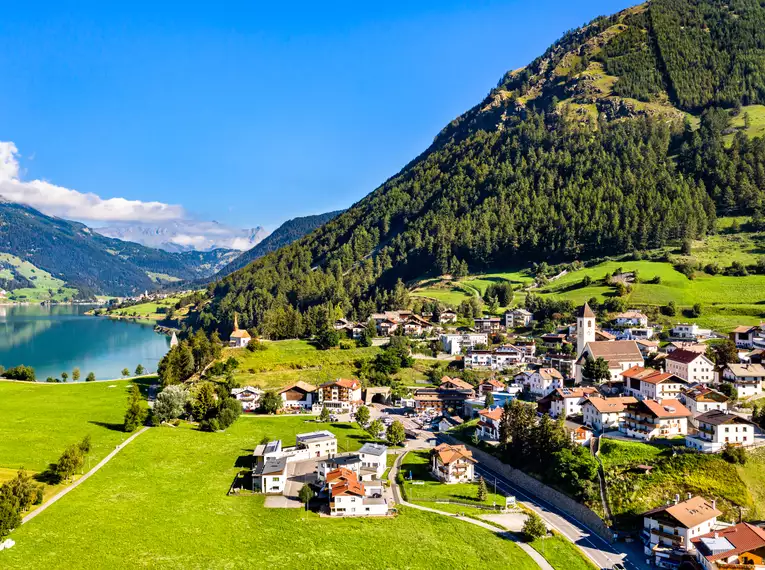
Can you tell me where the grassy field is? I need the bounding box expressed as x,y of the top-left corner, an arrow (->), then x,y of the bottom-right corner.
600,438 -> 757,528
102,295 -> 185,320
725,105 -> 765,144
737,448 -> 765,519
400,449 -> 505,515
0,253 -> 79,302
0,379 -> 139,471
531,534 -> 598,570
2,418 -> 537,569
223,340 -> 380,389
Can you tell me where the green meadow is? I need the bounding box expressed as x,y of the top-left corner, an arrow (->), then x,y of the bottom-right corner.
2,418 -> 537,569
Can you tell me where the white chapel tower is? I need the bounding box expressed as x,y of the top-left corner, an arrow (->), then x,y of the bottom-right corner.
576,302 -> 596,356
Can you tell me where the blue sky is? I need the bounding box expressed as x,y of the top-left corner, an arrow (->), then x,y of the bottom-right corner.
0,0 -> 635,230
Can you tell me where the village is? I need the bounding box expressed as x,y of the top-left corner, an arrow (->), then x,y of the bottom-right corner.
221,302 -> 765,570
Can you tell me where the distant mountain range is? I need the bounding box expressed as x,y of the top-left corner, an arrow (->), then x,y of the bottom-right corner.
0,200 -> 240,296
214,210 -> 343,278
93,220 -> 268,252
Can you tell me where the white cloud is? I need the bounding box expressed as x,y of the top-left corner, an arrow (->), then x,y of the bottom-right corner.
0,141 -> 185,223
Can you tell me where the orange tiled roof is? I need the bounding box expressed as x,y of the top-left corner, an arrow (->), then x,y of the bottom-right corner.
478,407 -> 503,421
433,443 -> 476,465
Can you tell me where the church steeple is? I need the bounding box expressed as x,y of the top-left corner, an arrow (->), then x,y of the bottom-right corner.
576,302 -> 596,356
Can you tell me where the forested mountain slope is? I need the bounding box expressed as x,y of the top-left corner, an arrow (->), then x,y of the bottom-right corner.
213,210 -> 343,278
202,0 -> 765,337
0,200 -> 239,296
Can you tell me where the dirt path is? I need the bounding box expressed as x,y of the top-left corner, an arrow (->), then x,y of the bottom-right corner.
22,426 -> 150,524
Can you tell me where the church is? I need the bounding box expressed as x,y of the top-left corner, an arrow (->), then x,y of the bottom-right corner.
574,303 -> 643,384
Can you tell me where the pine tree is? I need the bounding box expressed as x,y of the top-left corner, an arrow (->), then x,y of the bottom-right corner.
477,477 -> 488,502
123,384 -> 147,432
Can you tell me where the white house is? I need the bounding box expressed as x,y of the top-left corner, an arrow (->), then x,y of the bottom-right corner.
439,310 -> 458,324
545,386 -> 598,419
665,350 -> 715,384
318,443 -> 388,483
614,311 -> 649,327
318,379 -> 363,414
278,381 -> 317,411
295,431 -> 338,458
505,308 -> 534,328
682,387 -> 729,425
477,407 -> 502,441
440,333 -> 489,355
685,410 -> 758,453
253,457 -> 287,494
474,317 -> 502,333
328,469 -> 388,517
721,363 -> 765,398
582,396 -> 637,432
622,367 -> 689,401
642,496 -> 721,566
671,323 -> 712,340
521,368 -> 564,398
664,341 -> 708,354
231,386 -> 264,412
465,345 -> 525,370
620,398 -> 691,441
229,314 -> 252,348
431,443 -> 476,483
730,325 -> 759,349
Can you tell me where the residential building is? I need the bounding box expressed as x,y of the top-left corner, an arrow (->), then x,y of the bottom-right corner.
505,308 -> 534,328
413,377 -> 475,412
665,341 -> 708,355
231,386 -> 264,412
671,323 -> 712,340
438,310 -> 458,324
721,363 -> 765,398
478,378 -> 506,396
682,387 -> 729,425
544,353 -> 576,379
477,407 -> 503,441
430,443 -> 476,483
685,410 -> 757,453
513,338 -> 537,358
253,457 -> 287,494
402,314 -> 433,336
621,398 -> 691,441
692,522 -> 765,570
318,443 -> 388,483
665,350 -> 715,384
318,379 -> 363,414
622,367 -> 689,401
614,311 -> 649,327
328,469 -> 388,517
541,333 -> 568,348
545,386 -> 598,419
575,340 -> 644,384
474,316 -> 502,334
642,496 -> 721,566
636,339 -> 660,358
624,327 -> 655,340
521,367 -> 564,398
730,325 -> 759,349
465,345 -> 525,370
570,425 -> 594,446
278,381 -> 317,411
440,333 -> 489,355
295,430 -> 338,458
582,396 -> 637,432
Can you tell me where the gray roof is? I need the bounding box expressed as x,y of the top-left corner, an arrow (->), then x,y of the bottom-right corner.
254,457 -> 287,476
359,443 -> 388,456
296,430 -> 336,443
325,455 -> 361,467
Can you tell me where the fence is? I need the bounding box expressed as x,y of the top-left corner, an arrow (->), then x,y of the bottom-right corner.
439,434 -> 615,544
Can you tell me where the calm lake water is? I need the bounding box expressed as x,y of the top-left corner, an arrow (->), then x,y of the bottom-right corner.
0,304 -> 170,381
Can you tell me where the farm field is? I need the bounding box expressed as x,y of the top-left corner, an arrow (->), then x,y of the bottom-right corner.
101,295 -> 186,320
0,253 -> 78,302
2,418 -> 537,569
0,379 -> 139,471
725,104 -> 765,144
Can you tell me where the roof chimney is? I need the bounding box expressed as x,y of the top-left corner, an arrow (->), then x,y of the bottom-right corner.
675,494 -> 680,505
712,500 -> 716,510
687,493 -> 692,500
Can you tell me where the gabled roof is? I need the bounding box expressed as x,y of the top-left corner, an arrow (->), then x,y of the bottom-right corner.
666,349 -> 710,365
478,407 -> 503,421
230,329 -> 251,339
684,386 -> 729,404
433,443 -> 476,465
634,399 -> 692,419
644,496 -> 721,529
331,477 -> 365,498
615,311 -> 648,320
595,330 -> 616,341
440,376 -> 474,391
731,325 -> 758,334
322,378 -> 360,389
537,368 -> 564,381
692,522 -> 765,563
279,381 -> 317,394
696,410 -> 755,427
580,340 -> 643,367
481,378 -> 506,389
725,363 -> 765,378
583,396 -> 637,413
551,386 -> 597,400
326,468 -> 356,484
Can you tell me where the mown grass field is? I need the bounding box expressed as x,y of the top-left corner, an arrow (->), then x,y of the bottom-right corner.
0,379 -> 139,472
530,534 -> 598,570
0,253 -> 78,302
725,104 -> 765,144
2,418 -> 537,569
102,295 -> 186,320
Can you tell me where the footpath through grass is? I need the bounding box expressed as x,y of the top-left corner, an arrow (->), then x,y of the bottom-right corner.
2,418 -> 538,569
0,379 -> 137,471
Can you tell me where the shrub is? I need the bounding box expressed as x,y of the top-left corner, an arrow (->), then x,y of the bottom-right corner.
522,511 -> 547,541
721,446 -> 747,465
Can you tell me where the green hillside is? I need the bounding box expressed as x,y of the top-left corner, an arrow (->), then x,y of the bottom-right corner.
0,253 -> 78,302
196,0 -> 765,338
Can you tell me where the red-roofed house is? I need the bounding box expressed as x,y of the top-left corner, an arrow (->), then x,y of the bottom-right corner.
622,366 -> 689,401
328,468 -> 388,517
621,398 -> 692,441
692,522 -> 765,569
546,386 -> 598,419
582,396 -> 637,431
431,443 -> 476,483
319,379 -> 363,414
478,378 -> 506,396
665,350 -> 715,384
477,407 -> 503,441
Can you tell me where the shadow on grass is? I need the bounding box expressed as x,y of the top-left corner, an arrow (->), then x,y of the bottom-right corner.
89,420 -> 125,432
235,454 -> 254,469
34,464 -> 62,485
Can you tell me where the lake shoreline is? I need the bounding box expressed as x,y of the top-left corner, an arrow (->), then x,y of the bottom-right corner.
0,374 -> 159,385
